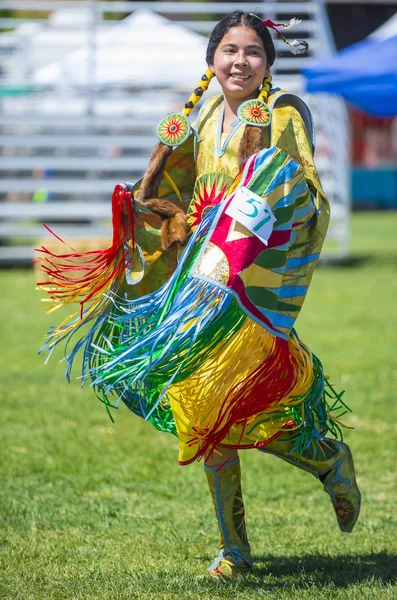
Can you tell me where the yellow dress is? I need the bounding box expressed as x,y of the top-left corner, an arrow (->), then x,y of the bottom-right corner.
38,90 -> 337,466
141,92 -> 329,465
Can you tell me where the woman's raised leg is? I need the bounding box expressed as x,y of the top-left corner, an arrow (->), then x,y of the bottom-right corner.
259,434 -> 361,533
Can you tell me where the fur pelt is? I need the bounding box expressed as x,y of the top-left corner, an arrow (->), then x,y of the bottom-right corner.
144,198 -> 184,219
143,197 -> 188,250
161,211 -> 189,250
134,137 -> 188,249
237,125 -> 263,171
138,143 -> 173,202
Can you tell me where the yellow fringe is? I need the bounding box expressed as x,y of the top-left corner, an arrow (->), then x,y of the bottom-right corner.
168,319 -> 314,462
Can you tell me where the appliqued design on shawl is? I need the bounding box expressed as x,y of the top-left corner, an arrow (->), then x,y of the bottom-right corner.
187,172 -> 233,231
191,146 -> 316,340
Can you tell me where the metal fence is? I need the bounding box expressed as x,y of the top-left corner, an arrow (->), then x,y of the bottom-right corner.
0,0 -> 350,263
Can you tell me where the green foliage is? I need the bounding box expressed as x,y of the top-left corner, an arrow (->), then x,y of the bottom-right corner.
0,212 -> 396,599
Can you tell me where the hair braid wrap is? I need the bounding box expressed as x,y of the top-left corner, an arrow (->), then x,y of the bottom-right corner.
182,68 -> 214,116
258,72 -> 272,103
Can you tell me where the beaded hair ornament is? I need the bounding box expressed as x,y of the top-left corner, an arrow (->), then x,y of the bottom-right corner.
261,17 -> 309,56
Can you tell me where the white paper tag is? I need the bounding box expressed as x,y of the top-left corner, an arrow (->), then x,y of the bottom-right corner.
225,186 -> 276,245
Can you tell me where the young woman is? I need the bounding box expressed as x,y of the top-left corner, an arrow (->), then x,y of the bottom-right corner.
38,11 -> 361,580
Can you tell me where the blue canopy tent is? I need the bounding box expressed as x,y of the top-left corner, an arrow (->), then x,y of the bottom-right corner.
302,34 -> 397,117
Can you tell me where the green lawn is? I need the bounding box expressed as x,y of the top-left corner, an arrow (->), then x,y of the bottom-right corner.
1,213 -> 396,600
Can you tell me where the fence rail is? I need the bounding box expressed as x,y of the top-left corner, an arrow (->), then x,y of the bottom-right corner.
0,0 -> 351,263
0,157 -> 148,170
0,134 -> 158,148
0,179 -> 133,193
1,1 -> 319,13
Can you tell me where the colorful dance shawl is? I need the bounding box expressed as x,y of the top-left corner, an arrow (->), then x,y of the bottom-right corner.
37,90 -> 349,464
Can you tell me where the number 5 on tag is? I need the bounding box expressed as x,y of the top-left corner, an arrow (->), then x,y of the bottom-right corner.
225,186 -> 276,245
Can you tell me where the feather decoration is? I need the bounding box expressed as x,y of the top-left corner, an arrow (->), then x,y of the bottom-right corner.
284,18 -> 302,29
289,39 -> 310,55
262,18 -> 309,55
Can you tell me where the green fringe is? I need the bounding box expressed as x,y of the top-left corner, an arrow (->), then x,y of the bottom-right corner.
246,352 -> 351,455
88,232 -> 246,432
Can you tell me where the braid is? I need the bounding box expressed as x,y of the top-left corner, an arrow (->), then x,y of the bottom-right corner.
138,69 -> 214,203
137,69 -> 214,249
258,72 -> 272,103
238,72 -> 272,170
182,68 -> 214,116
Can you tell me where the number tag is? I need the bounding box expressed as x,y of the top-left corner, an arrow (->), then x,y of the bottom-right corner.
225,186 -> 276,245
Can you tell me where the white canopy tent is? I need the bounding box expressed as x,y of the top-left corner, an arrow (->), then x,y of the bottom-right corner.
0,8 -> 108,80
33,9 -> 210,90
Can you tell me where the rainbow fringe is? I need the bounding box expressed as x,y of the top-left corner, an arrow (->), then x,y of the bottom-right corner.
37,186 -> 350,457
36,184 -> 134,409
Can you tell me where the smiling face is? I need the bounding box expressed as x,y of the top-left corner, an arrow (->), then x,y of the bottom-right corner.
209,26 -> 269,104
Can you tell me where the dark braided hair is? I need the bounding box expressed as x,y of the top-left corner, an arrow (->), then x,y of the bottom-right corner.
206,11 -> 276,67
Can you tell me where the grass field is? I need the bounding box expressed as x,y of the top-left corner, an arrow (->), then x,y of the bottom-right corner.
1,213 -> 396,600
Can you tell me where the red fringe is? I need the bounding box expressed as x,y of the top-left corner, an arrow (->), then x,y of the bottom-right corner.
191,338 -> 297,461
35,185 -> 134,318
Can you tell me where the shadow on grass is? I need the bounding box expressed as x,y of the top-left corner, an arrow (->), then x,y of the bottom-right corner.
250,552 -> 397,590
320,253 -> 397,269
319,255 -> 371,269
122,553 -> 397,596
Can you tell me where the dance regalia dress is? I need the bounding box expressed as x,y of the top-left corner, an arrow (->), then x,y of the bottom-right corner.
37,89 -> 348,465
